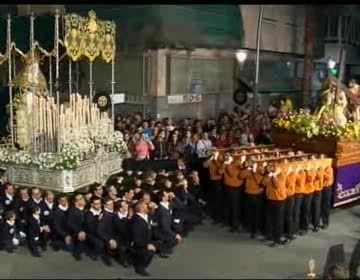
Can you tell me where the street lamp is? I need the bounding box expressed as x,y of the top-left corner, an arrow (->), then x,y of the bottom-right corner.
327,57 -> 338,76
236,50 -> 248,64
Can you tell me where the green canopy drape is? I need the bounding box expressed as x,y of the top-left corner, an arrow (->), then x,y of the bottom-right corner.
66,5 -> 244,50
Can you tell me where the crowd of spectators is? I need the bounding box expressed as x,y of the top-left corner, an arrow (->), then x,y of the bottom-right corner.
115,104 -> 278,161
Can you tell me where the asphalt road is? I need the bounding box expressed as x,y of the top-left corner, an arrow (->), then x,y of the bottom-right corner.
0,204 -> 359,279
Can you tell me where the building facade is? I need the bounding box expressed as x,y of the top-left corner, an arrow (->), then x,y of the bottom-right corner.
11,5 -> 327,119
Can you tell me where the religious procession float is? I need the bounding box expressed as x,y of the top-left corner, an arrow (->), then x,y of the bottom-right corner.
272,76 -> 360,207
0,10 -> 127,193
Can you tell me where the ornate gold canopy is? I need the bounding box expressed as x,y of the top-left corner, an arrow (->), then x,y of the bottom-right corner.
64,10 -> 116,63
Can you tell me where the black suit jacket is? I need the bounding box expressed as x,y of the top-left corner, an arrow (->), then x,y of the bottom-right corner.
53,207 -> 70,239
0,221 -> 16,247
129,214 -> 152,250
84,210 -> 100,237
0,194 -> 17,212
113,214 -> 130,246
67,206 -> 86,236
97,211 -> 116,242
153,204 -> 176,241
39,201 -> 55,228
27,216 -> 41,242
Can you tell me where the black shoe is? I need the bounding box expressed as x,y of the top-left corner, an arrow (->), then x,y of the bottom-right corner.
321,223 -> 329,230
32,251 -> 41,258
299,230 -> 308,236
269,242 -> 280,248
281,239 -> 291,245
135,269 -> 151,277
89,254 -> 98,261
158,253 -> 169,259
41,245 -> 47,252
313,227 -> 319,232
229,228 -> 237,233
290,235 -> 297,241
250,233 -> 255,239
101,256 -> 112,266
73,253 -> 82,261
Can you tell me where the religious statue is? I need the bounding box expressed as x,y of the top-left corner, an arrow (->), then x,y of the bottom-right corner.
317,76 -> 348,126
349,79 -> 360,122
12,50 -> 49,150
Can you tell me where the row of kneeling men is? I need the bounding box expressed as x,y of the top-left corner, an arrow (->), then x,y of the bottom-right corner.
0,180 -> 204,277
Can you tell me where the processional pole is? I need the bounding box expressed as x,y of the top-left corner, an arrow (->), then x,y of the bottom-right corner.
54,9 -> 60,152
69,58 -> 72,95
30,12 -> 36,153
111,51 -> 116,128
7,14 -> 14,148
89,61 -> 93,102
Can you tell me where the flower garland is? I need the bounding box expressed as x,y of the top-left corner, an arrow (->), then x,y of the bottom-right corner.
0,131 -> 127,170
273,110 -> 360,141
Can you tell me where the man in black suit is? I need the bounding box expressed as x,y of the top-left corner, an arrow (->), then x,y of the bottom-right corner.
67,194 -> 87,261
0,211 -> 19,253
27,206 -> 50,257
52,194 -> 73,252
39,191 -> 55,251
97,198 -> 128,267
85,196 -> 111,265
129,201 -> 156,277
0,182 -> 17,213
14,188 -> 31,235
28,187 -> 43,219
152,191 -> 181,256
113,200 -> 131,267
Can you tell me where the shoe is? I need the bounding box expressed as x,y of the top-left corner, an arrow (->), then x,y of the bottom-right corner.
135,269 -> 151,277
313,227 -> 319,232
89,255 -> 98,261
250,233 -> 255,239
73,253 -> 82,261
321,224 -> 329,230
290,235 -> 297,241
299,230 -> 308,236
101,256 -> 112,266
269,242 -> 280,248
32,251 -> 41,258
229,228 -> 237,233
281,239 -> 291,245
158,253 -> 169,259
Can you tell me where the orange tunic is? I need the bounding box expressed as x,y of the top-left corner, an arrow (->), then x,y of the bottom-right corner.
295,170 -> 306,194
220,162 -> 243,188
265,173 -> 287,201
242,169 -> 264,195
286,171 -> 297,197
314,169 -> 324,192
304,170 -> 316,194
323,166 -> 334,188
203,159 -> 223,181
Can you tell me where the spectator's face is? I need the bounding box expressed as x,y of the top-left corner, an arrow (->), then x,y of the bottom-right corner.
186,131 -> 192,138
159,131 -> 165,139
92,199 -> 102,211
109,186 -> 117,196
104,200 -> 114,211
126,190 -> 135,200
143,193 -> 151,204
75,195 -> 86,208
46,192 -> 55,203
95,186 -> 103,197
58,197 -> 68,208
5,184 -> 15,196
120,201 -> 129,212
203,132 -> 209,140
19,189 -> 29,200
143,121 -> 149,128
124,133 -> 130,142
135,178 -> 142,187
165,179 -> 172,188
32,188 -> 42,200
140,133 -> 146,140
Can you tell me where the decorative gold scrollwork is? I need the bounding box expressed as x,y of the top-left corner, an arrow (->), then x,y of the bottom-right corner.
64,10 -> 116,63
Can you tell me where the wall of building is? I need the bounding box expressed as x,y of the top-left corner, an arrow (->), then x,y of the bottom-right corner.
240,5 -> 305,54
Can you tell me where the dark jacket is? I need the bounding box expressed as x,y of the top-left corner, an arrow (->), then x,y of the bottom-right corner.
153,203 -> 176,242
27,216 -> 41,243
97,210 -> 116,242
53,207 -> 70,240
39,200 -> 55,228
67,206 -> 86,236
129,214 -> 152,250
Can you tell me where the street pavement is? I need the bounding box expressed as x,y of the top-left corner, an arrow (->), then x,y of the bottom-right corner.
1,203 -> 360,279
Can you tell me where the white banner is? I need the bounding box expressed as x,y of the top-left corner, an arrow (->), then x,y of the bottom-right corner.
168,94 -> 202,104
